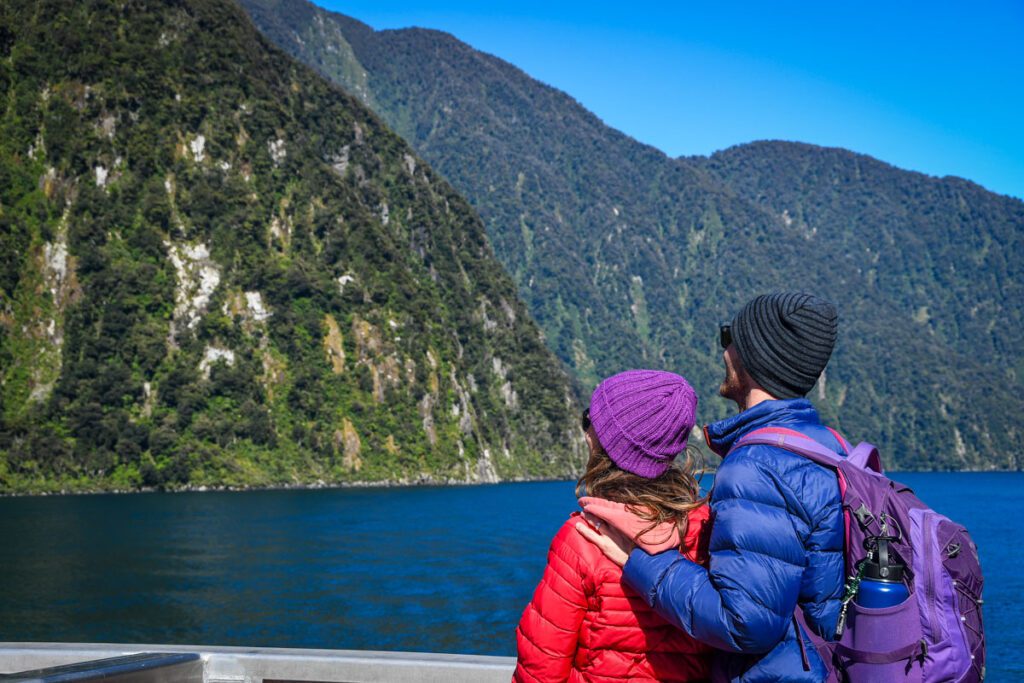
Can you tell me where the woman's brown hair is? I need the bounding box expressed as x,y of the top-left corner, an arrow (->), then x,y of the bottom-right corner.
575,443 -> 708,550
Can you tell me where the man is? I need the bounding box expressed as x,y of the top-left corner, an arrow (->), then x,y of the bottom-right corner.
579,292 -> 846,682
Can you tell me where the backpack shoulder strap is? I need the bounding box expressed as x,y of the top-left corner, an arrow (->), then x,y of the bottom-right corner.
737,427 -> 883,474
736,427 -> 846,470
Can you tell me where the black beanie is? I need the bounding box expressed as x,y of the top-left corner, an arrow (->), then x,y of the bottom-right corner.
731,292 -> 838,399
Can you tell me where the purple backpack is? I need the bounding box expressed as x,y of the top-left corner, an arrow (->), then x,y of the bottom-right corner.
738,427 -> 986,682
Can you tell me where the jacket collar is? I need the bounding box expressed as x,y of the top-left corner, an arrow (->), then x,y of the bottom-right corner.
704,398 -> 821,458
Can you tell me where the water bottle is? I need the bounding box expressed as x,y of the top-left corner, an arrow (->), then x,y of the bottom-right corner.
855,536 -> 910,608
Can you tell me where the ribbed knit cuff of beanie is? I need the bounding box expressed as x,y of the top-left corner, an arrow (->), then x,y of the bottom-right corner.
731,292 -> 838,399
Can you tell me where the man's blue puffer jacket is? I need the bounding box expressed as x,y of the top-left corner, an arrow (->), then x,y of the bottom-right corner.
623,398 -> 845,682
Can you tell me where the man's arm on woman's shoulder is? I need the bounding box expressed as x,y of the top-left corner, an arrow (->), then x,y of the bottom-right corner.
622,449 -> 805,653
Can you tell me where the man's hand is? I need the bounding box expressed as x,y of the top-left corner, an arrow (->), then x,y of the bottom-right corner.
575,512 -> 637,567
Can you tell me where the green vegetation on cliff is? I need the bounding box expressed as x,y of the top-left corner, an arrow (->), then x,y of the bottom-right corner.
0,0 -> 584,493
242,0 -> 1023,470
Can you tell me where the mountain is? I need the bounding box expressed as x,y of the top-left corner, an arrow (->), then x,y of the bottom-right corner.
0,0 -> 584,493
698,141 -> 1023,368
241,0 -> 1023,470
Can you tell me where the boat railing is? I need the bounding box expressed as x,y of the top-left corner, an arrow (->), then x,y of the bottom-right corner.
0,643 -> 515,683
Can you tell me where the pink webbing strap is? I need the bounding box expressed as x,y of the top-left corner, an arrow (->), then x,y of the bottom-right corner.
745,426 -> 807,441
825,426 -> 852,454
822,426 -> 882,473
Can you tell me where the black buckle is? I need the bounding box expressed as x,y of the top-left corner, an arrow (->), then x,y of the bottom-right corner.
853,504 -> 875,528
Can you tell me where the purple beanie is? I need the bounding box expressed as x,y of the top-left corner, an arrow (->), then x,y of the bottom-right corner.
588,369 -> 698,478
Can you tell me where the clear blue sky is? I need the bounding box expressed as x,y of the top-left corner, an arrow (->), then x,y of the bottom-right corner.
318,1 -> 1024,200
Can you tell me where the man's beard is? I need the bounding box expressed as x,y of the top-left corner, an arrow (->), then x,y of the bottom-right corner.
719,359 -> 745,405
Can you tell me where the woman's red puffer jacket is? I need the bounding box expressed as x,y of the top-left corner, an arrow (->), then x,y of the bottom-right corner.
513,499 -> 712,683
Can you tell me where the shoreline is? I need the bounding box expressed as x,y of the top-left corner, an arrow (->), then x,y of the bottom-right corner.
1,467 -> 1018,499
0,473 -> 578,499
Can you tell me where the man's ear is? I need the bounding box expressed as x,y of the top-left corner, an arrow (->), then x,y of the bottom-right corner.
733,351 -> 763,394
737,357 -> 778,401
740,366 -> 760,392
729,346 -> 747,379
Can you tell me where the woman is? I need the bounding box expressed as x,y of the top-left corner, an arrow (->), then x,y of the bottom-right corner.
513,369 -> 712,683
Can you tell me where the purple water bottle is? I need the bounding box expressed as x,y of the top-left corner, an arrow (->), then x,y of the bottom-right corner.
855,536 -> 910,608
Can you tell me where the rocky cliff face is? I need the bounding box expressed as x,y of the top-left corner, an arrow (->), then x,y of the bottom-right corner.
241,0 -> 1023,469
0,0 -> 584,492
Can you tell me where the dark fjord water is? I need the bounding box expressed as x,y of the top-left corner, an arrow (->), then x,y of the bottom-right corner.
1,473 -> 1019,679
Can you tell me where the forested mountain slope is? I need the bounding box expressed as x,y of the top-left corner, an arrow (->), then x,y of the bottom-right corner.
0,0 -> 583,493
699,141 -> 1022,370
242,0 -> 1023,470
